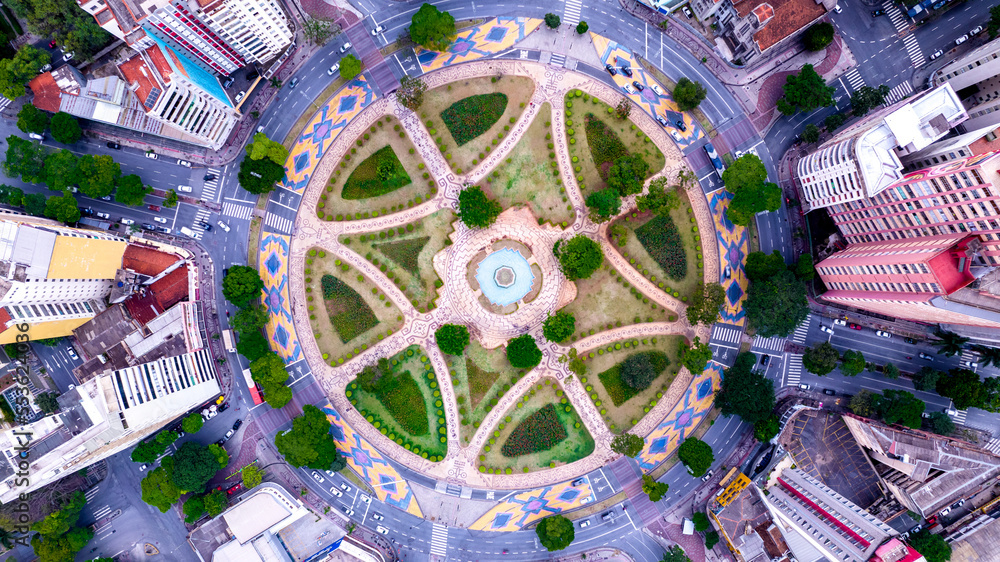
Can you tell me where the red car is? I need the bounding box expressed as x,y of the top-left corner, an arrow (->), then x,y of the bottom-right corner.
48,40 -> 57,49
227,483 -> 241,495
149,205 -> 161,212
849,323 -> 862,330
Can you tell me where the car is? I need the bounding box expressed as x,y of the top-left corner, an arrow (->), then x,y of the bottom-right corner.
96,212 -> 110,219
954,499 -> 966,507
62,51 -> 74,61
849,323 -> 862,330
48,39 -> 57,48
876,330 -> 891,338
67,348 -> 79,360
833,4 -> 842,13
376,526 -> 389,535
246,69 -> 259,81
257,125 -> 265,134
139,464 -> 148,471
200,222 -> 212,231
622,83 -> 635,95
81,207 -> 94,216
681,5 -> 694,17
724,264 -> 732,278
177,185 -> 193,193
123,218 -> 137,226
145,152 -> 158,159
28,133 -> 43,140
871,8 -> 885,16
222,77 -> 234,89
218,402 -> 230,412
153,217 -> 167,224
823,389 -> 836,396
911,524 -> 923,534
971,26 -> 984,35
919,352 -> 933,360
632,80 -> 644,91
371,24 -> 385,35
342,507 -> 355,517
904,337 -> 916,344
149,204 -> 161,211
705,143 -> 726,178
224,429 -> 234,440
701,470 -> 714,482
580,519 -> 592,527
656,115 -> 668,127
799,384 -> 811,390
329,486 -> 343,497
288,77 -> 298,89
940,507 -> 952,516
204,174 -> 217,181
619,64 -> 633,77
227,483 -> 241,495
327,63 -> 340,75
312,471 -> 325,483
650,83 -> 664,96
580,495 -> 593,504
760,355 -> 769,366
572,478 -> 586,486
38,63 -> 51,73
156,226 -> 171,234
674,119 -> 686,132
964,360 -> 979,369
833,319 -> 847,326
100,195 -> 112,201
215,438 -> 226,446
107,142 -> 121,150
956,34 -> 969,46
930,50 -> 944,60
339,42 -> 352,53
604,63 -> 618,76
601,512 -> 615,522
217,220 -> 231,232
900,532 -> 910,542
372,512 -> 384,521
820,325 -> 834,334
340,483 -> 351,492
235,91 -> 246,103
360,493 -> 372,504
232,419 -> 242,431
945,408 -> 958,416
177,159 -> 192,167
142,223 -> 155,231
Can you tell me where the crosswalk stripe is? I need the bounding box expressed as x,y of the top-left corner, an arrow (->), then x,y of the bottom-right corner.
93,506 -> 111,519
753,335 -> 786,354
563,0 -> 583,25
985,438 -> 1000,455
711,325 -> 742,345
884,1 -> 909,33
222,202 -> 255,221
790,315 -> 812,345
429,524 -> 448,556
882,82 -> 914,106
951,409 -> 967,424
265,213 -> 294,233
786,354 -> 803,386
844,69 -> 866,92
549,53 -> 566,68
84,486 -> 100,500
902,35 -> 925,66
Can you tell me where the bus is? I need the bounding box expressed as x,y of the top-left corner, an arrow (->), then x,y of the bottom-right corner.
221,329 -> 236,353
243,368 -> 264,405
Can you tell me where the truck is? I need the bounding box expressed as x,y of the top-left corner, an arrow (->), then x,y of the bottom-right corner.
221,329 -> 236,353
243,368 -> 264,405
179,226 -> 197,237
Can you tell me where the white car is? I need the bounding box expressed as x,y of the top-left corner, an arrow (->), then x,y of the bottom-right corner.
121,218 -> 135,225
329,487 -> 343,497
67,348 -> 79,360
372,512 -> 384,521
371,24 -> 385,35
139,464 -> 148,471
929,50 -> 943,60
580,519 -> 592,528
650,83 -> 664,96
955,34 -> 969,45
339,42 -> 352,53
28,133 -> 43,141
360,493 -> 371,504
341,506 -> 355,516
327,63 -> 340,76
62,51 -> 75,61
580,495 -> 593,504
340,483 -> 351,492
312,471 -> 325,483
153,217 -> 167,224
971,26 -> 984,35
376,525 -> 389,535
145,152 -> 158,160
833,319 -> 847,326
622,83 -> 636,95
217,220 -> 231,232
96,212 -> 110,219
177,159 -> 192,168
875,330 -> 892,338
833,4 -> 842,13
820,325 -> 834,334
177,185 -> 193,193
235,91 -> 246,102
964,360 -> 979,369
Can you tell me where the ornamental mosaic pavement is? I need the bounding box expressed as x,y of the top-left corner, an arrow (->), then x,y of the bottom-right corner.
469,476 -> 595,531
260,232 -> 301,363
416,17 -> 542,72
709,190 -> 749,327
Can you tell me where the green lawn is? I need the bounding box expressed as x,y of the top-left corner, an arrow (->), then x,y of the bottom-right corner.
341,145 -> 411,200
583,114 -> 629,179
441,93 -> 509,146
446,341 -> 524,445
597,351 -> 670,406
320,274 -> 379,343
378,370 -> 427,435
561,263 -> 674,339
635,215 -> 686,281
374,236 -> 428,274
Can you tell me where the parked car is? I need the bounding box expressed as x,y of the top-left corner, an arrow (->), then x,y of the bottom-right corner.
833,4 -> 842,13
96,212 -> 110,219
100,195 -> 112,201
227,483 -> 241,495
177,159 -> 192,167
904,337 -> 916,344
145,152 -> 158,159
372,512 -> 384,521
224,429 -> 234,440
971,25 -> 984,35
153,217 -> 167,224
929,50 -> 944,60
656,115 -> 668,127
604,63 -> 617,76
823,389 -> 836,396
619,64 -> 633,77
139,464 -> 148,471
622,83 -> 635,95
142,223 -> 155,231
371,24 -> 385,35
674,119 -> 686,132
849,323 -> 862,330
875,330 -> 892,338
312,471 -> 325,483
106,142 -> 121,150
955,34 -> 969,45
940,507 -> 952,517
339,42 -> 352,53
67,348 -> 79,360
288,77 -> 299,89
218,402 -> 230,412
376,526 -> 389,535
235,91 -> 246,103
342,507 -> 355,516
871,8 -> 885,16
650,83 -> 664,96
820,325 -> 834,334
340,483 -> 352,492
48,39 -> 57,48
330,487 -> 343,497
222,77 -> 234,89
232,419 -> 242,431
632,80 -> 644,91
580,519 -> 592,528
360,494 -> 372,504
327,63 -> 340,75
833,319 -> 847,326
572,478 -> 585,486
62,51 -> 74,61
602,512 -> 615,522
177,185 -> 193,193
28,133 -> 43,141
701,470 -> 714,482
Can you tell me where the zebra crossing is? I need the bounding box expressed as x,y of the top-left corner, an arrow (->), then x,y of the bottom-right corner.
222,201 -> 255,221
790,315 -> 812,345
842,68 -> 866,92
752,335 -> 787,354
84,485 -> 100,502
201,168 -> 221,201
265,213 -> 294,233
0,97 -> 12,114
884,1 -> 910,34
882,81 -> 914,107
187,209 -> 211,239
563,0 -> 583,26
786,354 -> 803,387
711,324 -> 742,348
429,524 -> 448,557
901,34 -> 925,67
949,408 -> 968,425
549,53 -> 567,68
92,504 -> 112,520
985,438 -> 1000,455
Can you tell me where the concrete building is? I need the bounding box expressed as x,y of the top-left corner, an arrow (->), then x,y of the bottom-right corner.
713,0 -> 830,66
0,348 -> 219,503
710,472 -> 797,562
840,415 -> 1000,518
932,37 -> 1000,134
869,538 -> 927,562
797,84 -> 967,212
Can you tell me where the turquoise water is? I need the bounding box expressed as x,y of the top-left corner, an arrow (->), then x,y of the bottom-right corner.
475,248 -> 535,306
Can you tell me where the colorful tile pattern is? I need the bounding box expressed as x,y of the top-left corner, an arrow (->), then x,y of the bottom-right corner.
323,403 -> 424,517
416,17 -> 542,72
281,77 -> 377,196
589,34 -> 705,150
260,232 -> 300,363
709,190 -> 749,327
636,362 -> 723,470
470,476 -> 595,531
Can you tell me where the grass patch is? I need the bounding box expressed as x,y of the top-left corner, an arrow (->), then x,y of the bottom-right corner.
448,342 -> 524,444
248,216 -> 262,267
441,93 -> 508,146
466,358 -> 496,407
584,114 -> 629,179
374,236 -> 428,274
597,351 -> 669,406
635,214 -> 686,280
501,403 -> 567,457
321,274 -> 379,343
378,370 -> 427,435
342,145 -> 412,199
561,263 -> 674,337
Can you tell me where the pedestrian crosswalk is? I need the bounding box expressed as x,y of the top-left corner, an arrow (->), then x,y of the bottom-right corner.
901,34 -> 925,67
92,504 -> 112,520
884,1 -> 909,34
790,315 -> 812,345
786,354 -> 803,387
753,335 -> 786,354
549,53 -> 566,68
429,524 -> 448,557
563,0 -> 583,26
882,81 -> 914,107
843,68 -> 866,92
949,408 -> 968,425
84,485 -> 100,502
985,438 -> 1000,455
711,324 -> 742,347
222,201 -> 255,221
201,168 -> 221,201
265,213 -> 294,234
0,97 -> 13,114
187,209 -> 210,239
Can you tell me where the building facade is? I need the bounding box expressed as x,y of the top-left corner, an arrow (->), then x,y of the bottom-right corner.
932,36 -> 1000,133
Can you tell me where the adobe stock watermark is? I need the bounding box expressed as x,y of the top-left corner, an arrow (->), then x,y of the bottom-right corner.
10,322 -> 35,547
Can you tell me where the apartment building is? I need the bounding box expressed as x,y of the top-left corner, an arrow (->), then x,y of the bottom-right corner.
932,36 -> 1000,133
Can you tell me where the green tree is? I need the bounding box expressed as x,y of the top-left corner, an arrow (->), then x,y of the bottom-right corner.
803,22 -> 834,51
686,283 -> 726,325
673,77 -> 707,111
274,404 -> 348,469
803,341 -> 839,376
17,103 -> 49,134
457,185 -> 501,228
800,123 -> 820,143
434,324 -> 469,355
850,85 -> 891,117
616,96 -> 632,120
611,433 -> 644,457
208,443 -> 229,469
692,511 -> 710,532
883,362 -> 900,380
745,250 -> 785,281
4,135 -> 46,182
31,525 -> 93,562
409,3 -> 456,50
43,149 -> 79,191
794,254 -> 815,280
32,490 -> 86,536
49,112 -> 81,144
620,351 -> 669,390
113,174 -> 150,206
937,368 -> 983,410
396,75 -> 427,110
232,305 -> 268,334
553,235 -> 603,280
543,310 -> 575,343
722,154 -> 767,193
0,184 -> 23,206
932,330 -> 969,357
704,532 -> 720,550
535,514 -> 574,551
43,192 -> 79,223
908,530 -> 951,562
76,154 -> 120,198
678,437 -> 714,477
754,415 -> 780,442
22,192 -> 45,215
913,366 -> 942,391
250,351 -> 292,409
237,330 -> 271,362
544,13 -> 561,28
607,154 -> 650,197
585,188 -> 621,222
203,489 -> 228,517
340,54 -> 362,80
971,344 -> 1000,367
141,458 -> 182,512
172,441 -> 222,492
679,337 -> 712,374
163,189 -> 178,207
728,181 -> 781,226
662,545 -> 691,562
131,439 -> 168,463
0,46 -> 49,100
927,411 -> 954,435
245,132 -> 289,166
506,334 -> 542,369
576,21 -> 589,34
875,389 -> 924,428
981,378 -> 1000,413
242,464 -> 264,488
223,265 -> 265,307
182,412 -> 204,434
717,353 -> 775,424
840,349 -> 865,376
182,495 -> 206,523
641,473 -> 669,501
849,389 -> 877,418
776,64 -> 834,115
990,4 -> 1000,39
745,270 -> 808,337
825,112 -> 846,132
302,18 -> 334,45
636,176 -> 680,216
238,154 -> 285,194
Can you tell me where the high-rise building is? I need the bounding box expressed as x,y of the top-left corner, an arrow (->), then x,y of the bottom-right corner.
932,37 -> 1000,133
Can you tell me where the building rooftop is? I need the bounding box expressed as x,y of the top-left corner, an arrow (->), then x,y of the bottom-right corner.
48,237 -> 127,280
123,243 -> 179,277
732,0 -> 826,52
870,538 -> 926,562
149,265 -> 189,311
27,72 -> 63,113
73,304 -> 136,359
118,51 -> 163,110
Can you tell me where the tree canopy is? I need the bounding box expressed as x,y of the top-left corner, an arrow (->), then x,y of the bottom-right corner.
803,22 -> 834,51
544,13 -> 561,28
875,389 -> 924,428
927,411 -> 954,436
223,265 -> 265,307
435,324 -> 470,355
410,3 -> 456,50
163,190 -> 178,207
716,352 -> 775,424
662,545 -> 692,562
642,473 -> 669,501
172,441 -> 224,492
4,135 -> 46,183
32,490 -> 86,537
43,191 -> 80,224
679,337 -> 712,374
803,341 -> 839,376
610,433 -> 644,457
543,310 -> 575,343
636,176 -> 681,216
232,305 -> 269,334
250,351 -> 292,409
840,349 -> 865,376
913,367 -> 942,392
677,437 -> 714,477
17,103 -> 49,134
553,235 -> 603,280
242,464 -> 264,488
43,149 -> 79,191
536,514 -> 574,551
777,64 -> 835,115
850,84 -> 891,117
114,174 -> 150,206
396,76 -> 427,110
238,154 -> 285,194
937,368 -> 983,410
203,489 -> 228,517
50,112 -> 81,144
246,132 -> 289,166
141,458 -> 182,512
686,283 -> 726,325
722,154 -> 767,193
457,185 -> 502,228
0,46 -> 49,100
745,270 -> 808,337
745,250 -> 786,282
673,77 -> 707,111
76,154 -> 120,198
754,415 -> 780,442
182,412 -> 204,434
506,334 -> 542,369
274,404 -> 347,469
722,154 -> 780,225
607,154 -> 649,197
23,192 -> 46,216
932,330 -> 968,357
340,54 -> 362,80
183,495 -> 205,524
908,530 -> 951,562
585,188 -> 621,222
237,330 -> 271,362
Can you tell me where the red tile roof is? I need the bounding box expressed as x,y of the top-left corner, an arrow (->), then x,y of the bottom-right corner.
27,73 -> 62,113
968,128 -> 1000,156
146,44 -> 173,83
149,266 -> 188,311
123,244 -> 180,276
117,53 -> 159,108
0,308 -> 12,331
733,0 -> 827,52
123,292 -> 161,326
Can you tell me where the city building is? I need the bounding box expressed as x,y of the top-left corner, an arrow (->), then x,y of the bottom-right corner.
869,538 -> 927,562
710,472 -> 797,562
797,84 -> 967,212
762,467 -> 897,562
932,36 -> 1000,134
712,0 -> 830,66
840,415 -> 1000,519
